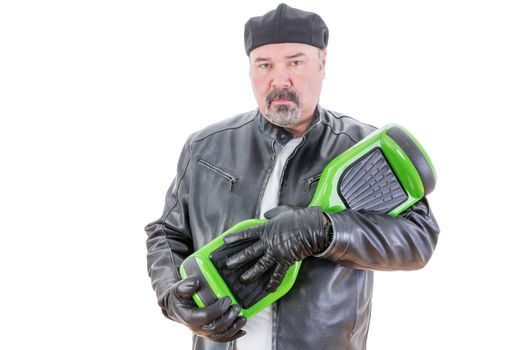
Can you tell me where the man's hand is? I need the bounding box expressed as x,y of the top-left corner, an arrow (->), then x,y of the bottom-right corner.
167,276 -> 247,342
224,206 -> 331,292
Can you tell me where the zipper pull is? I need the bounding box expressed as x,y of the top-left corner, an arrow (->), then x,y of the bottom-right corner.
306,175 -> 321,192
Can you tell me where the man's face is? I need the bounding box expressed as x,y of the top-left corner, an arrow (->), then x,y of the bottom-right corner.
249,43 -> 326,135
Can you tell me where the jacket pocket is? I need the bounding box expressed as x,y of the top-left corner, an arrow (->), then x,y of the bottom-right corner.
304,172 -> 322,204
305,173 -> 322,192
194,159 -> 239,236
198,159 -> 238,191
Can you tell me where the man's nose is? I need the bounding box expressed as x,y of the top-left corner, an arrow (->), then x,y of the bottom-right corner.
270,66 -> 291,89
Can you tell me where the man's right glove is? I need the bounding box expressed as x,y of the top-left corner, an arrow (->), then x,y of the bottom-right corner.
224,205 -> 331,292
166,276 -> 247,343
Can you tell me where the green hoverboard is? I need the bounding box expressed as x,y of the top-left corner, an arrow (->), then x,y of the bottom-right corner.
180,124 -> 436,319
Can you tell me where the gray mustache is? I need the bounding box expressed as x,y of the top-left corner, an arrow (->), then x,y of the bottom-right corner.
265,90 -> 300,107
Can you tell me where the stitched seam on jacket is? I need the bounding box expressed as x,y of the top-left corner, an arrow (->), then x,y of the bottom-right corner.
325,110 -> 377,133
192,117 -> 256,143
161,141 -> 193,279
348,270 -> 362,339
319,119 -> 359,143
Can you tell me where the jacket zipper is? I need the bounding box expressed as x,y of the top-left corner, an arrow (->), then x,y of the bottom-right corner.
305,174 -> 322,192
270,136 -> 306,350
197,159 -> 238,191
276,136 -> 307,196
255,140 -> 277,218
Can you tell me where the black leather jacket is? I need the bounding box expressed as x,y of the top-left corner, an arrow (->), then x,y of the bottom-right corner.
145,106 -> 440,350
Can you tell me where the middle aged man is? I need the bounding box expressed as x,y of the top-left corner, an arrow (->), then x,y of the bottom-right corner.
145,4 -> 440,350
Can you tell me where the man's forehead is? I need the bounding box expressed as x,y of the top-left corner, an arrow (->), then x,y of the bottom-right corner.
250,43 -> 319,61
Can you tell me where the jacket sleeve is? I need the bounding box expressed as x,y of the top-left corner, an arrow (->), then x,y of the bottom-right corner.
144,139 -> 194,322
317,197 -> 440,271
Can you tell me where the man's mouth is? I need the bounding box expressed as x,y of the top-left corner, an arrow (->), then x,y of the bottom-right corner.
271,99 -> 295,105
265,89 -> 300,108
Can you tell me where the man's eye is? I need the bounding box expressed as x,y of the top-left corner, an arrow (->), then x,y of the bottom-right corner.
291,60 -> 303,66
259,63 -> 271,69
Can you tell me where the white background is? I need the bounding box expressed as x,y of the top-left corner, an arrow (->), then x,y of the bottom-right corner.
1,1 -> 524,349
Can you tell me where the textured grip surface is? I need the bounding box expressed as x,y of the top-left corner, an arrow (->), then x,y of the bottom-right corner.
210,240 -> 273,309
338,148 -> 407,213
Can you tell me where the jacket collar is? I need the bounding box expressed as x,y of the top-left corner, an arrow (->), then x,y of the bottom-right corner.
257,106 -> 323,146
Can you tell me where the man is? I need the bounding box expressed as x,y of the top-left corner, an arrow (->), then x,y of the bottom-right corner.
145,4 -> 440,350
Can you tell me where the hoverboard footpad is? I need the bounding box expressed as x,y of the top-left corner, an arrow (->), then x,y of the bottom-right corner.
338,148 -> 407,213
210,240 -> 272,309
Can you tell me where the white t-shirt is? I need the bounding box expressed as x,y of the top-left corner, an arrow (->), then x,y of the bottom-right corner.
236,136 -> 303,350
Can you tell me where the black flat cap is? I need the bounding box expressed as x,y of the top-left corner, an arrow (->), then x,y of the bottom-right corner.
244,3 -> 329,55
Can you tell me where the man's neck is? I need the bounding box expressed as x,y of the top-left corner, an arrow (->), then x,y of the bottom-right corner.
285,109 -> 318,137
286,122 -> 311,138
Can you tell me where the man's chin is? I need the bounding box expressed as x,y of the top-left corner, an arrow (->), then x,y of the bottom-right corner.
269,118 -> 294,127
266,112 -> 300,127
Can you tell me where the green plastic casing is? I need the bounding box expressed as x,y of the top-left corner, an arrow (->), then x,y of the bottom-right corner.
180,124 -> 436,319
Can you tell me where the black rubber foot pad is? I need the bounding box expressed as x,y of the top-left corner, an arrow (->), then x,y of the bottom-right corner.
338,148 -> 407,214
210,240 -> 272,309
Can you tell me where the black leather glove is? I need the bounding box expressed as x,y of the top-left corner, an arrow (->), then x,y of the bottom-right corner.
224,206 -> 331,292
166,276 -> 247,342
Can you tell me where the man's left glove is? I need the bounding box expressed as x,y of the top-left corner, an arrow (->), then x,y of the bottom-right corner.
166,276 -> 247,342
224,206 -> 331,292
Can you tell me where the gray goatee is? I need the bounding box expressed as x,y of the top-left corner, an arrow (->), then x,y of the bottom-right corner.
264,89 -> 301,126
